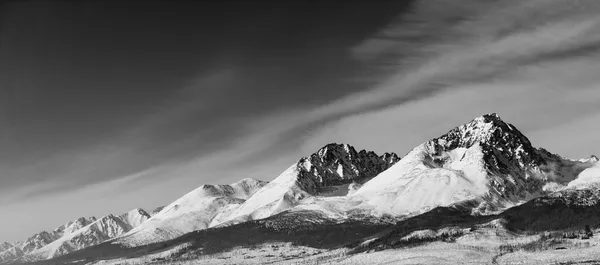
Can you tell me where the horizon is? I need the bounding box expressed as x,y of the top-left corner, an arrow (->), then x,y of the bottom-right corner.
2,0 -> 600,243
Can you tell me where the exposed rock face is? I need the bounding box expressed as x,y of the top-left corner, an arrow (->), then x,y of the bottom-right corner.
296,143 -> 400,194
425,113 -> 596,202
150,206 -> 165,216
221,144 -> 400,224
432,113 -> 542,168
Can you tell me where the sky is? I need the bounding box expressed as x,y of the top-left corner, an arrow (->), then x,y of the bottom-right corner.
1,0 -> 600,242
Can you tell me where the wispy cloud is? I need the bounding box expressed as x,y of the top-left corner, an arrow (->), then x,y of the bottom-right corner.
39,0 -> 600,196
217,0 -> 600,163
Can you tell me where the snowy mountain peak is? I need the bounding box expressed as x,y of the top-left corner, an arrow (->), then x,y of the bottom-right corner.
17,231 -> 59,254
436,113 -> 531,149
121,208 -> 150,220
315,143 -> 353,158
188,178 -> 268,201
19,212 -> 141,261
297,143 -> 400,192
231,178 -> 268,189
119,208 -> 151,228
56,217 -> 97,236
0,208 -> 155,263
220,143 -> 400,224
355,113 -> 597,215
430,113 -> 542,170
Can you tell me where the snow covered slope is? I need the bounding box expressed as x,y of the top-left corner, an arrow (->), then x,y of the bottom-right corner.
353,113 -> 597,215
53,217 -> 98,237
120,208 -> 151,228
14,231 -> 59,256
113,145 -> 398,247
13,217 -> 96,254
20,209 -> 150,261
0,211 -> 149,263
220,144 -> 400,224
114,178 -> 267,247
566,158 -> 600,189
0,216 -> 95,263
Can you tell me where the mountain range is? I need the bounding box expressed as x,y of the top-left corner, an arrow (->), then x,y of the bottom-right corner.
1,113 -> 598,264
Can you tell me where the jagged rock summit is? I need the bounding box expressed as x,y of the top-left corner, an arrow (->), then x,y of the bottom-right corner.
353,113 -> 597,215
296,143 -> 400,195
221,143 -> 400,224
434,113 -> 542,167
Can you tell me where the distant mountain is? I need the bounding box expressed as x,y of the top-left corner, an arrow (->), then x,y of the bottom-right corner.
21,209 -> 149,261
352,113 -> 597,215
0,216 -> 96,263
114,178 -> 268,247
0,210 -> 149,263
53,217 -> 97,237
15,231 -> 58,256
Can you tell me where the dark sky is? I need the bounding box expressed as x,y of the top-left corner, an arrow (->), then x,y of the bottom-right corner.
0,0 -> 412,240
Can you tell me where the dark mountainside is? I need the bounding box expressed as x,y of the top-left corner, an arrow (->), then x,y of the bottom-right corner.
296,143 -> 400,195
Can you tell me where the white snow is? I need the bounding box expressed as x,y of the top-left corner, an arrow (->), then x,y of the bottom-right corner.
219,165 -> 308,223
349,114 -> 597,216
24,211 -> 147,261
336,163 -> 344,178
119,209 -> 151,228
115,178 -> 266,247
352,143 -> 488,215
567,161 -> 600,189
